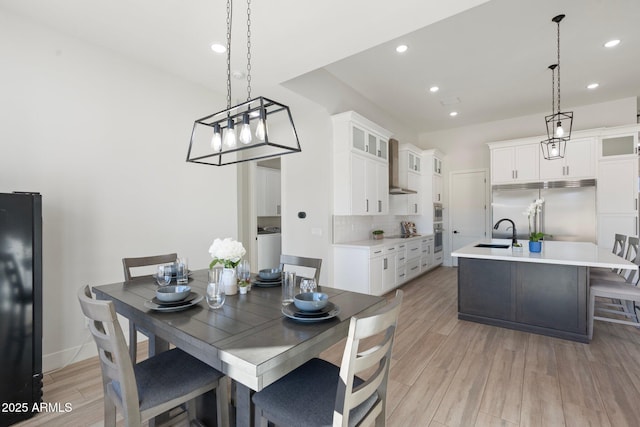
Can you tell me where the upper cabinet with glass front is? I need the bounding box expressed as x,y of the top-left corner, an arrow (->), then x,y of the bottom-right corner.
598,126 -> 638,159
349,119 -> 389,161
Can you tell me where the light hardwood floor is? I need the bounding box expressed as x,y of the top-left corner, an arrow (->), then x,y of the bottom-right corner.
16,266 -> 640,426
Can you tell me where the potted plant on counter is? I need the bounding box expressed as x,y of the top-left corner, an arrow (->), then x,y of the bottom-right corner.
525,199 -> 546,253
372,230 -> 384,240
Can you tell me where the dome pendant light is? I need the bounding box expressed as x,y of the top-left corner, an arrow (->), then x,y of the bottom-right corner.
187,0 -> 301,166
541,14 -> 573,161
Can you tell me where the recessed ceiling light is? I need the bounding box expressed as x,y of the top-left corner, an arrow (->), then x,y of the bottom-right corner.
395,44 -> 408,53
449,111 -> 458,117
604,39 -> 620,48
429,86 -> 439,93
211,43 -> 226,53
587,83 -> 599,90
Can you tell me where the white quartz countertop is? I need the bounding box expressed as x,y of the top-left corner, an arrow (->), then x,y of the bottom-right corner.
333,234 -> 433,249
451,239 -> 637,270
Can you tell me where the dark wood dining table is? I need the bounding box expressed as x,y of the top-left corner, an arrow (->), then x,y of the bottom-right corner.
92,269 -> 385,427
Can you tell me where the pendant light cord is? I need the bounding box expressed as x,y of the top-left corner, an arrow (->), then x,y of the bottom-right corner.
246,0 -> 252,101
226,0 -> 233,109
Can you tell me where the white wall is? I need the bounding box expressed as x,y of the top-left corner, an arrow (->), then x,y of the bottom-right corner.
419,96 -> 638,265
0,10 -> 237,370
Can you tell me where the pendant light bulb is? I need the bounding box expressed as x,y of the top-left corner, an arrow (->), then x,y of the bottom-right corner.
239,113 -> 252,144
550,143 -> 559,157
255,109 -> 267,141
555,122 -> 564,137
211,123 -> 222,151
224,118 -> 237,148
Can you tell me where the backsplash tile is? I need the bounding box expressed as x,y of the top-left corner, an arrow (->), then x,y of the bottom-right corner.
332,215 -> 415,243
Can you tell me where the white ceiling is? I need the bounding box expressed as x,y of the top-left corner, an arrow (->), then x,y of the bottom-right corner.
2,0 -> 639,135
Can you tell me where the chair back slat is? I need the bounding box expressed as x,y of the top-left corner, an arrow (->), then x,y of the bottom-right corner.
122,253 -> 177,281
279,254 -> 322,283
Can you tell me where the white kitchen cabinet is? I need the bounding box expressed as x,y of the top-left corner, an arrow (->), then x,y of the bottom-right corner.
256,166 -> 281,216
432,174 -> 443,203
333,243 -> 397,296
332,111 -> 392,215
597,156 -> 638,249
421,236 -> 434,272
597,157 -> 637,214
539,137 -> 595,180
491,143 -> 540,184
433,156 -> 442,175
405,240 -> 421,280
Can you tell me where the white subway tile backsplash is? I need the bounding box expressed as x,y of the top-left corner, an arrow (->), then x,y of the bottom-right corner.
332,215 -> 414,243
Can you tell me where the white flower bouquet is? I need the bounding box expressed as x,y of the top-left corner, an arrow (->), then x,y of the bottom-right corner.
209,238 -> 246,269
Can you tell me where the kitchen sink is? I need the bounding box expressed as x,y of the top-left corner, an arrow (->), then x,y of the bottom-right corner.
474,243 -> 510,249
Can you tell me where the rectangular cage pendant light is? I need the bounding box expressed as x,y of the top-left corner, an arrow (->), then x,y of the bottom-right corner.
187,96 -> 301,166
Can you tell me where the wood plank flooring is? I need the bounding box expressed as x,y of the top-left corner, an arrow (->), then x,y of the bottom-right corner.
16,266 -> 640,426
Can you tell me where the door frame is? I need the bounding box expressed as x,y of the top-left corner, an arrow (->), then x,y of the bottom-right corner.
448,168 -> 490,267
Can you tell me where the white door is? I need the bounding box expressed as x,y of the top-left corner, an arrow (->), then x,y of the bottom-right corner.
450,170 -> 488,267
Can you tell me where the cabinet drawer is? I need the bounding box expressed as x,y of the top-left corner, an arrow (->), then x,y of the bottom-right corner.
396,266 -> 407,283
406,258 -> 421,278
406,241 -> 421,260
434,252 -> 443,264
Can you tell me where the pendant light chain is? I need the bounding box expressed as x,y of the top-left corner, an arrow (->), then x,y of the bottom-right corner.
246,0 -> 252,101
225,0 -> 233,109
556,19 -> 561,115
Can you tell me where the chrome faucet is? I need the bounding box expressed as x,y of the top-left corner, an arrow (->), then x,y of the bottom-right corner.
493,218 -> 517,245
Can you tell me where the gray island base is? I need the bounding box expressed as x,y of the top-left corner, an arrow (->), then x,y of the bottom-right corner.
453,240 -> 637,343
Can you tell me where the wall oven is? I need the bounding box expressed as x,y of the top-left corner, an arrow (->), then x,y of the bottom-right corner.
434,223 -> 443,253
433,203 -> 443,223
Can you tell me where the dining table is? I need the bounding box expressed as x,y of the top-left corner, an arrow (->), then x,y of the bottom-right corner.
92,269 -> 386,427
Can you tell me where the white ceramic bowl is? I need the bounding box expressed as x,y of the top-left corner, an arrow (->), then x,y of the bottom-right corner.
259,268 -> 282,280
294,292 -> 328,311
156,285 -> 191,302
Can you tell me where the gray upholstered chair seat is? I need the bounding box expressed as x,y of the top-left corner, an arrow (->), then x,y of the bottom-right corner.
252,358 -> 378,427
111,347 -> 225,411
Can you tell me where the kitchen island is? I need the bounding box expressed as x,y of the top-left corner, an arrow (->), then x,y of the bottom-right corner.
452,240 -> 637,342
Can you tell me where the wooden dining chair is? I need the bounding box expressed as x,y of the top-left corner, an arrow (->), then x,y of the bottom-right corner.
77,285 -> 229,427
122,253 -> 177,362
252,290 -> 403,427
279,254 -> 322,283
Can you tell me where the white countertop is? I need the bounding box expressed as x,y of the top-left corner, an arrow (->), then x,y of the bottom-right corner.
451,239 -> 637,270
333,234 -> 433,249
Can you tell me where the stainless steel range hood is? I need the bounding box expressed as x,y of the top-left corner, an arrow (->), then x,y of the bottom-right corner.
389,138 -> 417,194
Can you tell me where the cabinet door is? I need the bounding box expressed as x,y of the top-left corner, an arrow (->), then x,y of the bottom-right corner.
378,137 -> 388,160
513,144 -> 539,181
350,155 -> 368,215
598,158 -> 637,213
351,125 -> 366,152
565,138 -> 595,178
365,159 -> 377,214
434,157 -> 442,175
367,133 -> 377,157
538,155 -> 565,181
598,214 -> 638,250
382,255 -> 396,293
375,161 -> 389,214
432,174 -> 443,203
369,256 -> 383,296
491,147 -> 515,183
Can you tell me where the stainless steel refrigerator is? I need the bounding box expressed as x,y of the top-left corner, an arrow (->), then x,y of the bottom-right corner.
0,192 -> 43,426
491,180 -> 596,242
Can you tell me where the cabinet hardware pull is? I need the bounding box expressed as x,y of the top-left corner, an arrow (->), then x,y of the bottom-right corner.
378,200 -> 382,212
374,250 -> 382,254
366,199 -> 369,212
566,165 -> 569,175
411,266 -> 418,271
384,258 -> 388,269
